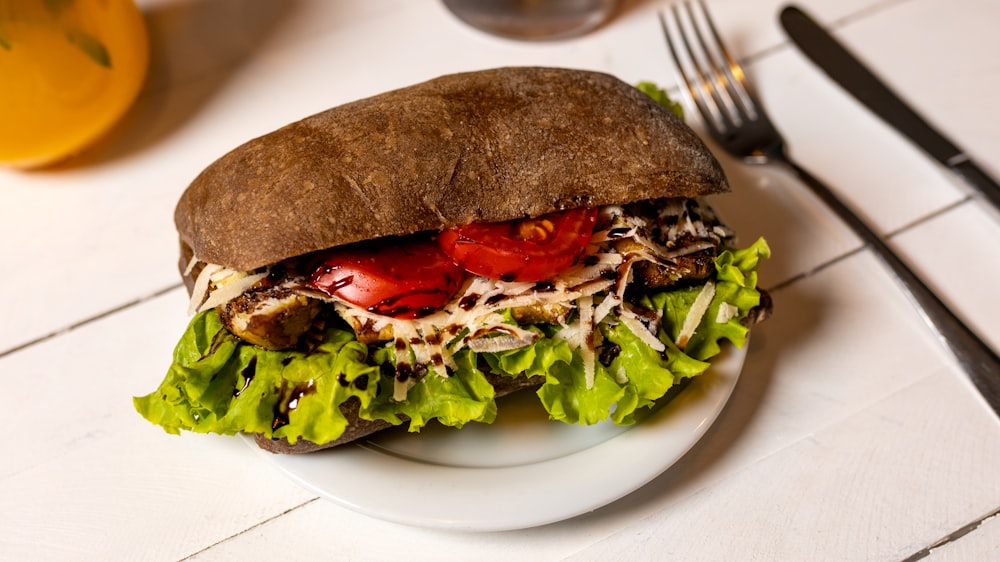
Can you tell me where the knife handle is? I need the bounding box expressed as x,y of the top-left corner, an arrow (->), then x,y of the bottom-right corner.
950,158 -> 1000,211
774,154 -> 1000,413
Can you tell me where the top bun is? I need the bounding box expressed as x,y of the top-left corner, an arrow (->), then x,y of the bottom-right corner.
175,67 -> 728,271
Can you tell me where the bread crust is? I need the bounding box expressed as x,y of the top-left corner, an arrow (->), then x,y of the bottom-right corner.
175,66 -> 728,271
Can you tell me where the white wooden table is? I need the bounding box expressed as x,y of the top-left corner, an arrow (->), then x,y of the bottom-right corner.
3,0 -> 999,559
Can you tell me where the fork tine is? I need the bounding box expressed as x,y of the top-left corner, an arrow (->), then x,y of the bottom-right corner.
659,6 -> 727,133
688,0 -> 759,122
660,1 -> 757,133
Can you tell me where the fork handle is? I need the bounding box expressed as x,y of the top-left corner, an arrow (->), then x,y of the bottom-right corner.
775,153 -> 1000,411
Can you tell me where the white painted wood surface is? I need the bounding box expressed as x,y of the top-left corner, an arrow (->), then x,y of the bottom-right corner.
2,0 -> 998,560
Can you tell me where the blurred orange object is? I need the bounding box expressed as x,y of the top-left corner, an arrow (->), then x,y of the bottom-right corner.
0,0 -> 149,169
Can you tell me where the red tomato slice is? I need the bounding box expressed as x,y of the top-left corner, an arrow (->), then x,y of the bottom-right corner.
439,208 -> 599,282
308,236 -> 467,319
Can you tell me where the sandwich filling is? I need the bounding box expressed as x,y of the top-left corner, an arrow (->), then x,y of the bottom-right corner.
135,197 -> 769,446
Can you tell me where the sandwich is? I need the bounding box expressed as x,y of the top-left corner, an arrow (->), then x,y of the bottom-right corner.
134,66 -> 771,454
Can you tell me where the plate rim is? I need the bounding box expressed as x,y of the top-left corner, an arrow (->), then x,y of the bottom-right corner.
243,342 -> 746,531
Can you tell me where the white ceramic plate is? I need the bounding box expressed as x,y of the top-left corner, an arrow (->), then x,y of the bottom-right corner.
244,343 -> 745,531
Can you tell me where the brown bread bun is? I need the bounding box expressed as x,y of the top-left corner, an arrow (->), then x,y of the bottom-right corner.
174,66 -> 728,272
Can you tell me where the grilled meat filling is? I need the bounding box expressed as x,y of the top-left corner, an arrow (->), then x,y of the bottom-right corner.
619,197 -> 732,291
347,317 -> 396,346
211,198 -> 733,351
510,302 -> 573,325
218,287 -> 323,350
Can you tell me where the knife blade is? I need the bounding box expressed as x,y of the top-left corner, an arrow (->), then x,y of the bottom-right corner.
779,5 -> 1000,211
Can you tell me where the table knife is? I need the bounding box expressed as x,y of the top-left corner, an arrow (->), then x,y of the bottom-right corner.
780,5 -> 1000,212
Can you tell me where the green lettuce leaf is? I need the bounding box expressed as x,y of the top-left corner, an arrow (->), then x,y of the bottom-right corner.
600,321 -> 708,424
486,337 -> 625,425
134,312 -> 383,444
636,81 -> 684,119
483,319 -> 708,426
135,237 -> 770,444
365,348 -> 499,431
647,237 -> 769,361
134,312 -> 510,444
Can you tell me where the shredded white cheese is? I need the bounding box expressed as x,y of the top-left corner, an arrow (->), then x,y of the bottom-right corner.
593,293 -> 621,326
676,280 -> 716,350
619,308 -> 666,353
393,377 -> 412,402
187,263 -> 222,315
578,295 -> 596,389
196,270 -> 269,313
467,332 -> 538,353
716,302 -> 739,324
183,254 -> 199,277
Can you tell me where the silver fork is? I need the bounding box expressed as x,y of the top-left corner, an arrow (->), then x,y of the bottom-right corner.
660,0 -> 1000,412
